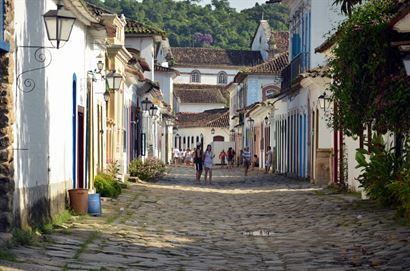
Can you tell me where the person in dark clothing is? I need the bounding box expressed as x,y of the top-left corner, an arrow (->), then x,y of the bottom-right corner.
193,143 -> 203,184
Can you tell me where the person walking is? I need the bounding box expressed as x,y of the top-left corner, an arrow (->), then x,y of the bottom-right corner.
265,146 -> 273,174
219,149 -> 226,168
242,147 -> 251,176
173,148 -> 180,166
193,144 -> 203,184
203,144 -> 215,185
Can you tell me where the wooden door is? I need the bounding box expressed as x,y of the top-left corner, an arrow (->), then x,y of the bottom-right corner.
77,106 -> 85,188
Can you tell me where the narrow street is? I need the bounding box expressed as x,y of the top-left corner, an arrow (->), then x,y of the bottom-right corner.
1,167 -> 409,271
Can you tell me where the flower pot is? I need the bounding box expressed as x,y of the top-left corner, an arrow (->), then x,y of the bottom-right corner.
68,189 -> 88,215
88,193 -> 102,216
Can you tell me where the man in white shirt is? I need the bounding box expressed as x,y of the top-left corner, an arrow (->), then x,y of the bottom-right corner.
173,148 -> 180,165
265,146 -> 273,174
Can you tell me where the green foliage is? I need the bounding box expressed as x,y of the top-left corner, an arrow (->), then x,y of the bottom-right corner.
128,158 -> 166,182
0,248 -> 16,262
86,0 -> 288,50
107,160 -> 121,181
328,0 -> 410,136
12,229 -> 35,246
95,173 -> 122,198
355,135 -> 410,217
333,0 -> 363,16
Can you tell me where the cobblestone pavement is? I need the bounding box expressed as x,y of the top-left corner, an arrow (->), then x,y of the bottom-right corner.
1,167 -> 409,271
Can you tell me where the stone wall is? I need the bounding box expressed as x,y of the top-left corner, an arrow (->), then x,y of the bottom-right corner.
0,0 -> 15,232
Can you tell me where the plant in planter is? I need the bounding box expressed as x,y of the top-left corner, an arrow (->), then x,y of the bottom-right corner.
128,158 -> 166,182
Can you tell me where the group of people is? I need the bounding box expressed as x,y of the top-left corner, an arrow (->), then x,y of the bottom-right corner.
175,143 -> 275,184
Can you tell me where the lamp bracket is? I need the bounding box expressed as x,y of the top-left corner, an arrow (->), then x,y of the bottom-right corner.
16,46 -> 54,93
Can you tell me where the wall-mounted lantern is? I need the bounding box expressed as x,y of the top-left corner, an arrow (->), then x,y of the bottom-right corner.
43,3 -> 76,49
97,60 -> 104,72
103,90 -> 110,103
106,70 -> 123,91
318,91 -> 330,110
248,117 -> 255,127
211,128 -> 215,134
141,98 -> 153,112
264,116 -> 269,126
173,126 -> 178,134
149,105 -> 158,117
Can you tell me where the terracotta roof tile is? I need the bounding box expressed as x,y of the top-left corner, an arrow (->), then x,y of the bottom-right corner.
171,47 -> 264,67
176,108 -> 229,128
155,65 -> 180,75
269,31 -> 289,54
234,52 -> 289,83
174,84 -> 227,104
125,19 -> 166,38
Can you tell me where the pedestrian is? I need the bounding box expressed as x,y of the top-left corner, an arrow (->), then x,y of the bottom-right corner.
242,147 -> 251,176
239,149 -> 244,166
173,148 -> 180,166
252,154 -> 259,170
193,143 -> 203,184
219,149 -> 226,168
231,149 -> 236,167
185,148 -> 192,165
181,149 -> 186,165
265,146 -> 273,174
203,144 -> 215,185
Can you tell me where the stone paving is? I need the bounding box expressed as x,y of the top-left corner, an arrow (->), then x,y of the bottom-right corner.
0,166 -> 409,271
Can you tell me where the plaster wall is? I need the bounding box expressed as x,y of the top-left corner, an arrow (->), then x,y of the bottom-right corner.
251,23 -> 269,61
156,72 -> 173,107
174,127 -> 229,152
13,0 -> 103,227
179,103 -> 226,113
173,66 -> 239,85
125,36 -> 155,80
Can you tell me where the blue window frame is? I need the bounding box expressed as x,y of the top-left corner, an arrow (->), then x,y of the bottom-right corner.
0,0 -> 10,52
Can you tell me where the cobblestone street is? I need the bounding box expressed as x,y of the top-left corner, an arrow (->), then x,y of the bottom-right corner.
1,167 -> 409,271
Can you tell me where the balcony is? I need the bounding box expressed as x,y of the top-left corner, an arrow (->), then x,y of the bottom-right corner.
281,53 -> 304,91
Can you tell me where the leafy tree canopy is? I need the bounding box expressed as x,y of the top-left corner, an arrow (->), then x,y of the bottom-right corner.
86,0 -> 288,50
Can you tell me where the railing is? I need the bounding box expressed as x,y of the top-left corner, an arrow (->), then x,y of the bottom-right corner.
281,53 -> 304,91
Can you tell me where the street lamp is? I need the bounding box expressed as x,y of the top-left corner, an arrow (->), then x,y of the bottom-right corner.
97,60 -> 104,72
149,105 -> 158,117
264,116 -> 269,126
103,90 -> 110,103
175,133 -> 180,138
173,126 -> 178,134
403,55 -> 410,76
106,70 -> 123,91
211,128 -> 215,134
141,98 -> 152,112
248,117 -> 255,127
43,3 -> 76,49
318,91 -> 330,110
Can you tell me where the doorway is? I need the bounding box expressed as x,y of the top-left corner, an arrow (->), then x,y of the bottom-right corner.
77,106 -> 85,188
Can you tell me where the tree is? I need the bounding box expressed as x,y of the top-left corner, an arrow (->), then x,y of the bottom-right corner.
333,0 -> 364,16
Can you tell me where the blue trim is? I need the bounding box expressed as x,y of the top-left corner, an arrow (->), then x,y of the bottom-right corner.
303,114 -> 307,178
299,115 -> 303,177
0,40 -> 9,52
72,74 -> 77,189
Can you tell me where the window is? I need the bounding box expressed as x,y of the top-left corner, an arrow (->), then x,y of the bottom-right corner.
217,71 -> 227,84
191,70 -> 201,83
0,0 -> 9,52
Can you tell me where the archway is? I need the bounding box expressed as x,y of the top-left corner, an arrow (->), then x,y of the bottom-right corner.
213,135 -> 224,142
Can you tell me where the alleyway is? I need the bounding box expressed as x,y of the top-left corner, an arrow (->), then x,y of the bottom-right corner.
1,167 -> 409,271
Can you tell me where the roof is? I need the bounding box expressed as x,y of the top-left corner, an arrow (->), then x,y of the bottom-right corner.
171,47 -> 264,67
155,65 -> 180,75
174,84 -> 227,104
85,2 -> 116,17
176,108 -> 229,128
234,52 -> 289,83
125,19 -> 166,38
269,31 -> 289,54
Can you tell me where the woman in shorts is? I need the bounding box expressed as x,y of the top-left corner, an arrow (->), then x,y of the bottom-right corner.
193,144 -> 203,184
203,144 -> 215,185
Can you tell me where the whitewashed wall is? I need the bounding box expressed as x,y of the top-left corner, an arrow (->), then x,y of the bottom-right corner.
251,22 -> 270,61
173,66 -> 239,85
13,0 -> 104,222
180,103 -> 226,113
174,127 -> 229,151
125,36 -> 155,80
156,72 -> 173,107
